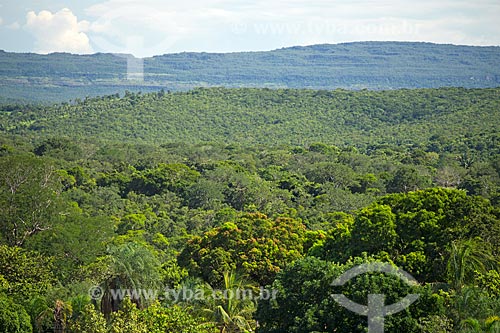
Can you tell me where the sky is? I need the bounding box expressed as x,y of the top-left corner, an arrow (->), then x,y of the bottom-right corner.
0,0 -> 499,57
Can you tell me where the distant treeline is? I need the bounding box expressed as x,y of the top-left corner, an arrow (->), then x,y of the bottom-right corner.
1,41 -> 500,101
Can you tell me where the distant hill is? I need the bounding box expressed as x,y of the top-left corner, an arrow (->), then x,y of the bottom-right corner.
1,42 -> 499,101
2,87 -> 499,151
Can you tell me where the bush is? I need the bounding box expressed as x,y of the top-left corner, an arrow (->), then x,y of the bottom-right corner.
0,293 -> 32,333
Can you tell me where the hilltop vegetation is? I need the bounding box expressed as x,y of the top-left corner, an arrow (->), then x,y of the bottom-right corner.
1,87 -> 499,152
0,86 -> 499,332
1,42 -> 500,101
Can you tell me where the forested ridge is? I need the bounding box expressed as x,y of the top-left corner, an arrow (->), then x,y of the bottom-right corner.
1,41 -> 500,102
0,86 -> 499,332
2,87 -> 500,150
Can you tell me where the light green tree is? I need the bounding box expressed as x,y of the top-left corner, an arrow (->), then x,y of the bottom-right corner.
69,303 -> 106,333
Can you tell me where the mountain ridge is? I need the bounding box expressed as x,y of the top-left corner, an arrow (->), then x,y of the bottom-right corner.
3,41 -> 500,57
1,41 -> 499,102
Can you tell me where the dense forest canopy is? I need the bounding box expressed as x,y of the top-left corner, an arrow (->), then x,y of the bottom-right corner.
0,85 -> 499,332
1,87 -> 499,152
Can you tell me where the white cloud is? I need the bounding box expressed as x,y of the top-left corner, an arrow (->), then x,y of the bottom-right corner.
24,8 -> 93,54
85,0 -> 234,56
81,0 -> 500,56
0,17 -> 3,25
7,22 -> 21,30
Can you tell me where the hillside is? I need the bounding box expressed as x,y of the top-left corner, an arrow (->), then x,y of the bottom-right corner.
2,87 -> 499,154
1,86 -> 500,332
1,42 -> 500,102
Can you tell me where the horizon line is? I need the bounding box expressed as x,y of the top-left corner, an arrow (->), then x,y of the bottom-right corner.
1,40 -> 499,58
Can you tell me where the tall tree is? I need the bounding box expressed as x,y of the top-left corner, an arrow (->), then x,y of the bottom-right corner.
0,155 -> 62,246
100,241 -> 162,316
196,271 -> 256,333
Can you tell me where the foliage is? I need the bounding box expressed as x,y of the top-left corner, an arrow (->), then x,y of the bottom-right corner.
100,241 -> 163,314
2,88 -> 500,154
418,315 -> 454,333
0,293 -> 32,333
69,299 -> 216,333
451,287 -> 500,331
315,188 -> 500,282
255,256 -> 446,333
140,302 -> 216,333
195,271 -> 257,333
0,154 -> 63,246
69,303 -> 107,333
446,239 -> 498,293
0,245 -> 54,297
179,213 -> 309,286
108,297 -> 148,333
0,85 -> 499,332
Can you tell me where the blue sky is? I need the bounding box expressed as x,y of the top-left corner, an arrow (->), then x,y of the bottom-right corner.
0,0 -> 499,57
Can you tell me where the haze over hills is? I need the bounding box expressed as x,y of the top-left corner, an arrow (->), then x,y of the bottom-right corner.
1,41 -> 500,102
